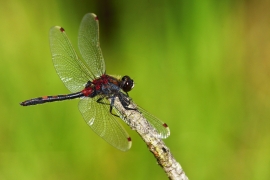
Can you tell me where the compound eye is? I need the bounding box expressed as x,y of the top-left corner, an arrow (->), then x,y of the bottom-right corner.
122,76 -> 127,81
121,76 -> 134,92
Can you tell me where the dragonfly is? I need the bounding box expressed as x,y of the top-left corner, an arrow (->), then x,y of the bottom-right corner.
20,13 -> 170,151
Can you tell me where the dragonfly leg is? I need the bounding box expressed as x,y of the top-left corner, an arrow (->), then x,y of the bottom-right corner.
96,97 -> 109,105
109,97 -> 120,117
122,105 -> 136,111
118,93 -> 137,111
96,97 -> 119,117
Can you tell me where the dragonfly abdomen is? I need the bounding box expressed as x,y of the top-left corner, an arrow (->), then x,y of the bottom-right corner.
20,92 -> 83,106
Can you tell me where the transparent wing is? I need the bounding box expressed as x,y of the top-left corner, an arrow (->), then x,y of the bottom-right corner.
137,106 -> 170,139
50,26 -> 92,93
115,93 -> 170,139
78,96 -> 132,151
78,13 -> 105,78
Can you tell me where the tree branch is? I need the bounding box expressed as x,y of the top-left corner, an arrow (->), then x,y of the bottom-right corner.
112,97 -> 189,180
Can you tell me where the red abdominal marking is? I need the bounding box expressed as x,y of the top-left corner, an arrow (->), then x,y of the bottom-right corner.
94,16 -> 98,21
42,96 -> 48,100
82,87 -> 93,96
60,27 -> 65,32
127,137 -> 132,142
163,123 -> 168,128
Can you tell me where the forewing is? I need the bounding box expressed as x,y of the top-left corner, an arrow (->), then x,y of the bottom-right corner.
78,96 -> 132,151
137,106 -> 170,139
50,26 -> 92,93
78,13 -> 105,78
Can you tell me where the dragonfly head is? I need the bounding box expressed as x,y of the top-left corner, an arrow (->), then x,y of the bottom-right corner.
121,75 -> 134,92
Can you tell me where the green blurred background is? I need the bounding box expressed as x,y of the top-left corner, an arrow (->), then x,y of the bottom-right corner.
1,0 -> 270,179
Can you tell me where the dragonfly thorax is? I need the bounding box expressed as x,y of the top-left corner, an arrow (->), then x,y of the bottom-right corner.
86,75 -> 134,98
